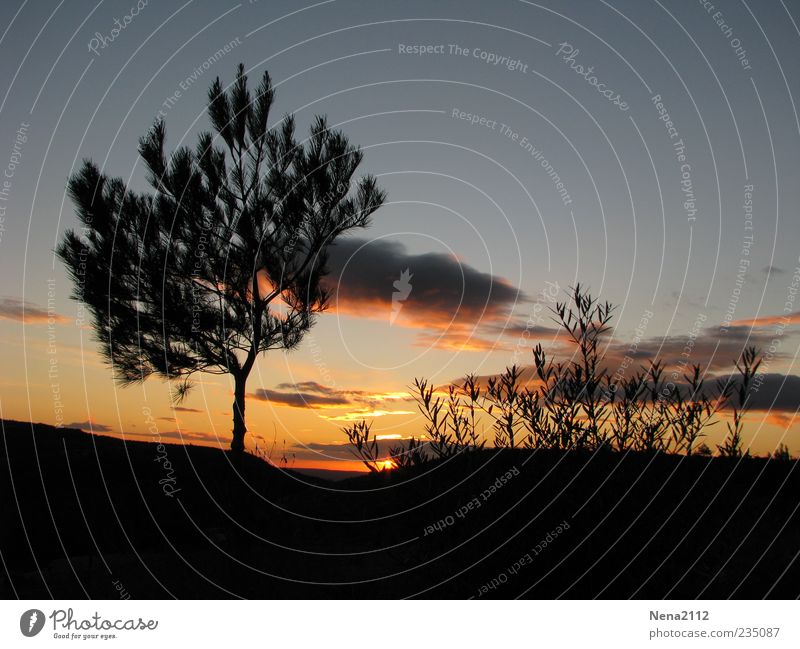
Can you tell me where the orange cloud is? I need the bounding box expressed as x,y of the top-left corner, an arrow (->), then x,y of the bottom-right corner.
729,311 -> 800,328
764,412 -> 798,429
412,326 -> 510,352
0,297 -> 68,324
318,409 -> 415,422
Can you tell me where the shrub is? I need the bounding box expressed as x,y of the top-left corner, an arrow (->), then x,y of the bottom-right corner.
344,285 -> 764,463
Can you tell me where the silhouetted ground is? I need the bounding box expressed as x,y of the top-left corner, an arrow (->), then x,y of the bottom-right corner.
1,419 -> 798,598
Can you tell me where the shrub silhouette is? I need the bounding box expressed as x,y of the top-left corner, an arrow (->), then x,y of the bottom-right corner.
411,378 -> 485,459
718,347 -> 761,458
343,420 -> 382,472
388,436 -> 429,470
345,285 -> 763,469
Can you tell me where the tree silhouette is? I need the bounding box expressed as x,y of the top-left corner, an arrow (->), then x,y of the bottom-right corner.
57,64 -> 386,453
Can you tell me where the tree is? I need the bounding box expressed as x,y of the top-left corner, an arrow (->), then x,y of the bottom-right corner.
57,64 -> 386,453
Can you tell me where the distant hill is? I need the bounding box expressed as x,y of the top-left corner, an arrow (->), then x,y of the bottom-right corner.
291,467 -> 365,481
2,419 -> 798,598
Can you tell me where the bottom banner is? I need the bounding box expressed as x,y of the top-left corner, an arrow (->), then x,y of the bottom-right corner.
0,600 -> 797,648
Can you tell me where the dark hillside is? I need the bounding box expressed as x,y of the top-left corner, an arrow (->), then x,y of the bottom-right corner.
2,420 -> 798,598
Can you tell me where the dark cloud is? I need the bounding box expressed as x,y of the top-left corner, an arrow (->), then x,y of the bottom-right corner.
322,238 -> 526,349
0,297 -> 68,324
602,322 -> 792,372
294,441 -> 368,461
445,362 -> 800,424
251,382 -> 415,420
252,388 -> 351,408
135,429 -> 223,443
448,309 -> 800,417
762,265 -> 786,275
613,372 -> 800,414
487,323 -> 561,338
274,381 -> 343,394
718,373 -> 800,412
65,420 -> 113,433
173,406 -> 203,413
253,381 -> 414,410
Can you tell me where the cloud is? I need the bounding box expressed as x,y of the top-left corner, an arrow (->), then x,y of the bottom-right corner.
65,420 -> 113,433
132,429 -> 225,443
720,373 -> 800,412
764,412 -> 797,429
173,406 -> 202,413
601,320 -> 793,373
252,388 -> 350,408
322,238 -> 528,350
412,330 -> 504,352
318,409 -> 415,421
274,381 -> 411,402
728,312 -> 800,328
251,381 -> 414,414
762,265 -> 786,275
0,297 -> 68,324
662,372 -> 800,417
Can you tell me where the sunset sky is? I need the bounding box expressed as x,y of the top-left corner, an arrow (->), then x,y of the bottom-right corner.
2,0 -> 800,469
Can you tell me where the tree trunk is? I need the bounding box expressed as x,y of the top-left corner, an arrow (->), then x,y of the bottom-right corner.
231,372 -> 247,453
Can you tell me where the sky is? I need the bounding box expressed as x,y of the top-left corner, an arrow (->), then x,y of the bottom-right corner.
1,0 -> 800,469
